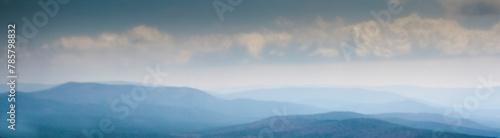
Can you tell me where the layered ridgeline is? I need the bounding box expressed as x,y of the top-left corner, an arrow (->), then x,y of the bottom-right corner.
0,82 -> 325,137
0,82 -> 498,137
221,87 -> 500,129
221,87 -> 443,114
198,114 -> 491,138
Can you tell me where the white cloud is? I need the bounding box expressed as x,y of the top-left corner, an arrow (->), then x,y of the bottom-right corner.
346,19 -> 412,57
311,47 -> 340,57
57,33 -> 129,50
51,14 -> 500,65
279,14 -> 500,57
236,32 -> 266,57
280,16 -> 350,55
55,25 -> 171,50
384,14 -> 500,55
51,25 -> 293,65
127,25 -> 164,42
236,31 -> 292,57
183,34 -> 234,53
272,16 -> 412,58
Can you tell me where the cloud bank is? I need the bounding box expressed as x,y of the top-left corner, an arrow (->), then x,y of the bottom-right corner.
50,14 -> 500,66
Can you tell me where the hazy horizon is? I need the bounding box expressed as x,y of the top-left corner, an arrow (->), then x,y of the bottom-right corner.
1,0 -> 500,137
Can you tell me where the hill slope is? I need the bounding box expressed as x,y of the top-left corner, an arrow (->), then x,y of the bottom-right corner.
0,82 -> 326,137
200,117 -> 490,138
287,111 -> 500,137
222,87 -> 442,114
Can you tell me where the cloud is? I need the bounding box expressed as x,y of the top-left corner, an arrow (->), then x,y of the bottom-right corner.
236,32 -> 266,57
384,13 -> 500,55
236,31 -> 291,57
310,47 -> 340,57
57,33 -> 128,50
346,20 -> 412,57
272,16 -> 411,58
183,34 -> 234,53
55,25 -> 171,50
279,16 -> 350,55
439,0 -> 500,17
127,25 -> 164,42
51,14 -> 500,66
51,25 -> 293,65
278,14 -> 500,57
52,25 -> 181,65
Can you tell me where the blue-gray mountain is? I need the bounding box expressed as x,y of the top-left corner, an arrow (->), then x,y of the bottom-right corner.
0,82 -> 325,137
0,82 -> 498,137
197,117 -> 490,138
221,87 -> 443,114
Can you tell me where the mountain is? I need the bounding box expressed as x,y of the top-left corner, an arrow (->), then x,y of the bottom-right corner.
0,82 -> 326,137
0,83 -> 55,93
335,100 -> 443,114
29,82 -> 326,118
198,117 -> 490,138
221,87 -> 443,114
222,87 -> 409,104
373,113 -> 493,131
362,85 -> 500,128
363,85 -> 500,110
284,111 -> 500,137
1,83 -> 498,137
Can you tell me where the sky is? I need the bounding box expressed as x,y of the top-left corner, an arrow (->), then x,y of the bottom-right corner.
1,0 -> 500,90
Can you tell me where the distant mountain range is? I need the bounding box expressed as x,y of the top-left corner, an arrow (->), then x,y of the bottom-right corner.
197,112 -> 493,138
220,86 -> 500,128
0,82 -> 325,137
286,111 -> 500,137
0,83 -> 55,92
0,82 -> 498,137
220,87 -> 443,114
362,85 -> 500,109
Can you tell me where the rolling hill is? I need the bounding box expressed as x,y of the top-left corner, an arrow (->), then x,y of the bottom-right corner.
221,87 -> 443,114
286,111 -> 500,137
198,117 -> 490,138
1,82 -> 498,137
0,82 -> 326,137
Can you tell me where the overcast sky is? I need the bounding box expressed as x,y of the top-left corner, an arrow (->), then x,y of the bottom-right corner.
1,0 -> 500,90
